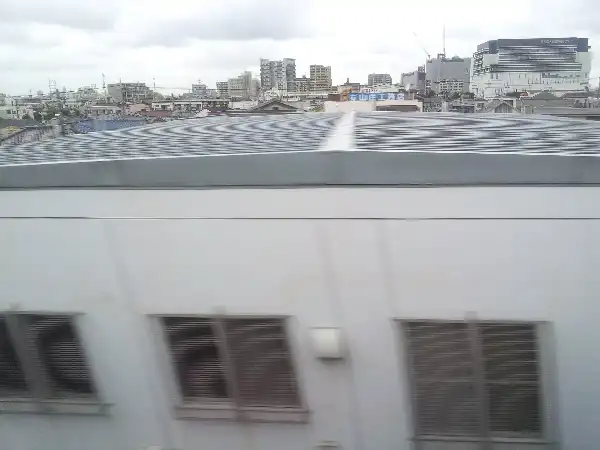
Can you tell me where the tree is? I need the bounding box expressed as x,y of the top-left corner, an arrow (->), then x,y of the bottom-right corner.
33,111 -> 43,122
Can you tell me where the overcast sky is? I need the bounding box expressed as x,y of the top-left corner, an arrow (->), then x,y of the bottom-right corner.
1,0 -> 598,95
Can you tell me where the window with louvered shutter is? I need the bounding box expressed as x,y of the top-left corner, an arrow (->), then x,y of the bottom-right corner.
24,315 -> 96,399
161,317 -> 229,403
0,314 -> 98,402
160,316 -> 302,412
224,318 -> 301,408
0,317 -> 29,397
404,321 -> 481,436
402,320 -> 544,444
480,323 -> 541,436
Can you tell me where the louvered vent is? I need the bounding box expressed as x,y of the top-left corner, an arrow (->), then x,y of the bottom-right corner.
225,318 -> 300,408
403,320 -> 543,442
0,317 -> 29,397
25,315 -> 96,398
161,317 -> 229,403
404,321 -> 480,436
481,323 -> 541,435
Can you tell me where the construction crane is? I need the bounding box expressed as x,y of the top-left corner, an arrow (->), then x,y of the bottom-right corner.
412,31 -> 431,60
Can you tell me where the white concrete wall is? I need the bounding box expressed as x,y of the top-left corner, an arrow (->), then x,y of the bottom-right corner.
1,187 -> 600,450
324,100 -> 422,113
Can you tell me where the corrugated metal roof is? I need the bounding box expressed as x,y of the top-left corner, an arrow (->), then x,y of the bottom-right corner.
2,112 -> 600,188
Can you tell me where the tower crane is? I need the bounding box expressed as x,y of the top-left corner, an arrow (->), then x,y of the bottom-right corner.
412,31 -> 431,60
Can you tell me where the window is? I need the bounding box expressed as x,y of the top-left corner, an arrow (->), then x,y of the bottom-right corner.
160,316 -> 304,421
0,313 -> 103,414
402,320 -> 545,445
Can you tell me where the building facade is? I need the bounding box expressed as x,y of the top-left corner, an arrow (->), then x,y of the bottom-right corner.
191,82 -> 207,97
4,115 -> 600,450
5,114 -> 600,450
309,65 -> 332,91
400,66 -> 426,93
216,81 -> 229,98
260,58 -> 296,91
426,55 -> 471,95
470,37 -> 591,98
368,73 -> 392,86
227,71 -> 254,100
106,82 -> 152,103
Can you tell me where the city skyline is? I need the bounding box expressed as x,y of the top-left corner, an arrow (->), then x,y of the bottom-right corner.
2,0 -> 600,95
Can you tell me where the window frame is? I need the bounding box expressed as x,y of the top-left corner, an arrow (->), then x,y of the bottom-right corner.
0,311 -> 108,416
399,318 -> 557,448
154,314 -> 308,423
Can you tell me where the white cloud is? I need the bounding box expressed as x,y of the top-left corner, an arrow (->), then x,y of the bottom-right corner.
1,0 -> 599,95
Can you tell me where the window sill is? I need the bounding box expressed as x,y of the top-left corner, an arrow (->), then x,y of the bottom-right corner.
174,404 -> 309,423
0,398 -> 110,416
413,435 -> 553,444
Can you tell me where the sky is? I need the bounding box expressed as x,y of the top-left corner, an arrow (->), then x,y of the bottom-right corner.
1,0 -> 599,95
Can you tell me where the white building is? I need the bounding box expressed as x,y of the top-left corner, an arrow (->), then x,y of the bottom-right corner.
2,114 -> 600,450
260,58 -> 296,91
0,95 -> 19,119
470,37 -> 592,98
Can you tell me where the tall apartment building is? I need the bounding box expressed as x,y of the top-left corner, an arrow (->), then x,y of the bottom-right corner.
227,71 -> 254,100
106,82 -> 152,103
260,58 -> 296,91
309,65 -> 332,91
216,81 -> 229,98
470,37 -> 591,98
367,73 -> 392,86
425,55 -> 471,95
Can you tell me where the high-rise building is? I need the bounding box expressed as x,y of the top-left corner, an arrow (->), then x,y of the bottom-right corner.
425,55 -> 471,95
227,71 -> 253,99
367,73 -> 392,86
470,37 -> 591,98
216,81 -> 229,98
260,58 -> 296,91
309,65 -> 332,91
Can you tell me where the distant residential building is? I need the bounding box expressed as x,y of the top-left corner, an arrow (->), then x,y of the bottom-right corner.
309,65 -> 332,91
426,55 -> 471,95
227,71 -> 254,100
191,82 -> 207,97
0,95 -> 19,119
260,58 -> 296,91
401,66 -> 426,93
470,37 -> 591,98
216,81 -> 229,98
107,82 -> 152,103
295,76 -> 310,92
368,73 -> 392,86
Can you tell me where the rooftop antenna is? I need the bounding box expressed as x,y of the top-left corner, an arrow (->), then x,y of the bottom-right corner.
442,24 -> 446,59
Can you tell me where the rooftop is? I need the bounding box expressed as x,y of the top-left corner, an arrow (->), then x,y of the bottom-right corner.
2,113 -> 600,188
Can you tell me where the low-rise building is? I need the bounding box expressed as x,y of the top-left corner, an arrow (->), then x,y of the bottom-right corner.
107,82 -> 153,103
